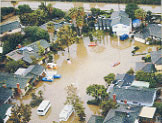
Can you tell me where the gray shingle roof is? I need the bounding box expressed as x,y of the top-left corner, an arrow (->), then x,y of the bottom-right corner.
0,72 -> 32,89
110,86 -> 156,106
135,62 -> 156,73
150,50 -> 162,65
0,104 -> 12,119
0,21 -> 21,34
88,115 -> 104,123
111,11 -> 129,19
104,105 -> 142,123
0,87 -> 12,104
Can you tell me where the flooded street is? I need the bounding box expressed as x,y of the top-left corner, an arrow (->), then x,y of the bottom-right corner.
1,1 -> 161,13
16,34 -> 158,123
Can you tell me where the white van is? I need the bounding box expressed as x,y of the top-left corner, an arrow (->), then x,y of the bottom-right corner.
37,100 -> 51,116
59,105 -> 74,121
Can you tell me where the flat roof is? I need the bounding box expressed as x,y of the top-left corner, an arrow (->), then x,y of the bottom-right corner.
139,107 -> 156,118
131,81 -> 150,88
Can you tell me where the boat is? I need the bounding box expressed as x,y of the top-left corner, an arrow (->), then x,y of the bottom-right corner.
59,105 -> 74,122
47,63 -> 57,69
53,74 -> 61,79
42,76 -> 54,82
112,62 -> 120,67
88,42 -> 97,46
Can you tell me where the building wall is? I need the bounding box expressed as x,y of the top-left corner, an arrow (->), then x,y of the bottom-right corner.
112,24 -> 131,36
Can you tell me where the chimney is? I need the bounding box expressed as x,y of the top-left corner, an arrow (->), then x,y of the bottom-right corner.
17,83 -> 21,94
113,94 -> 116,102
2,84 -> 7,88
124,100 -> 127,104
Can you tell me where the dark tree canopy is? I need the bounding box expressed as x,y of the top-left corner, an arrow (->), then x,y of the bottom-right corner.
18,4 -> 32,14
125,3 -> 139,19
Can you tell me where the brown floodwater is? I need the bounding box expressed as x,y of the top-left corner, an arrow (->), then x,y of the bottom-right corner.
1,1 -> 161,13
13,33 -> 159,123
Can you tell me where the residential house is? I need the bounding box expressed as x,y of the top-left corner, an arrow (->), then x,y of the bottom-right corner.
139,107 -> 156,123
134,24 -> 162,44
113,73 -> 135,87
88,115 -> 104,123
94,16 -> 111,30
0,72 -> 33,96
15,64 -> 46,85
103,105 -> 142,123
0,87 -> 13,104
110,11 -> 132,36
0,104 -> 13,123
0,21 -> 21,38
135,62 -> 156,73
109,86 -> 156,106
6,39 -> 50,64
150,50 -> 162,72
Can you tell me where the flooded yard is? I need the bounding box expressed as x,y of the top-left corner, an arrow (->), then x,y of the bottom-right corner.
15,34 -> 158,123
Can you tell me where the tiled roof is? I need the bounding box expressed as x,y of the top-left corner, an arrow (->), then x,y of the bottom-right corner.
135,62 -> 156,73
0,104 -> 12,119
104,105 -> 142,123
88,115 -> 104,123
0,21 -> 21,34
150,50 -> 162,65
110,86 -> 156,106
0,72 -> 32,89
0,87 -> 12,104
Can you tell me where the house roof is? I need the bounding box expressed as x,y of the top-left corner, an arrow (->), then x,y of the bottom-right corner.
6,39 -> 49,63
114,74 -> 135,87
0,104 -> 12,119
104,105 -> 142,123
24,64 -> 45,77
131,81 -> 150,88
0,87 -> 12,104
0,72 -> 32,89
110,11 -> 131,26
139,107 -> 156,118
0,21 -> 21,34
110,86 -> 156,106
134,24 -> 162,39
150,50 -> 162,65
88,115 -> 104,123
135,62 -> 156,73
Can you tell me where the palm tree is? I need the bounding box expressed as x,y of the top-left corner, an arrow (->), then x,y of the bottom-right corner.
47,22 -> 55,43
47,3 -> 53,16
56,25 -> 79,57
76,16 -> 84,36
69,7 -> 78,27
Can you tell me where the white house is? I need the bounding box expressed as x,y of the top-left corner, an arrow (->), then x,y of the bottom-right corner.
110,11 -> 132,36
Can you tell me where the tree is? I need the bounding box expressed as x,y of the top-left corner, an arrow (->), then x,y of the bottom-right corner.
18,4 -> 32,15
69,7 -> 78,27
47,3 -> 53,16
65,84 -> 86,121
56,25 -> 79,56
154,102 -> 162,117
24,26 -> 49,42
100,99 -> 117,117
86,84 -> 108,102
125,3 -> 139,19
11,0 -> 18,9
5,60 -> 19,73
126,68 -> 134,75
135,8 -> 146,24
38,44 -> 45,56
90,8 -> 101,17
10,104 -> 31,123
104,73 -> 115,85
47,22 -> 55,43
38,90 -> 43,98
155,73 -> 162,85
76,16 -> 84,36
145,10 -> 153,24
51,8 -> 65,19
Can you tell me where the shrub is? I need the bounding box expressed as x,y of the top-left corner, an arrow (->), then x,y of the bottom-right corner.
87,99 -> 100,105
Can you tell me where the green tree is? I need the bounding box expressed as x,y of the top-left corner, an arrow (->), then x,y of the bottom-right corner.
155,73 -> 162,85
47,22 -> 55,43
56,25 -> 79,55
69,7 -> 78,27
100,99 -> 117,117
65,84 -> 86,121
18,4 -> 32,15
10,104 -> 31,123
104,73 -> 115,85
11,0 -> 18,9
86,84 -> 108,101
126,68 -> 134,75
154,102 -> 162,117
24,26 -> 49,42
125,3 -> 139,19
5,60 -> 19,73
135,8 -> 146,24
38,90 -> 43,98
145,11 -> 153,24
51,8 -> 65,19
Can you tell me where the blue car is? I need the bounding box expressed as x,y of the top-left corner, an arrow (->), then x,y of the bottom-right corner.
42,76 -> 54,82
53,74 -> 61,79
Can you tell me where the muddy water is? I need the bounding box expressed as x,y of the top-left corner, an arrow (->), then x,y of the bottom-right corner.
1,1 -> 161,13
15,34 -> 158,123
